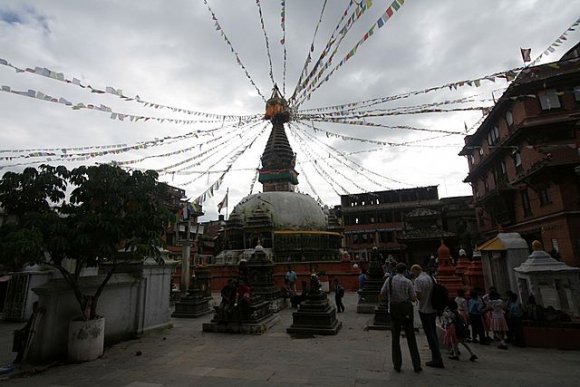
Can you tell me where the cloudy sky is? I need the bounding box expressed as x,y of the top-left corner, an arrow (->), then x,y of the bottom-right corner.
1,0 -> 579,221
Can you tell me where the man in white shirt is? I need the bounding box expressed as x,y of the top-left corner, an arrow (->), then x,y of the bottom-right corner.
411,264 -> 444,369
380,263 -> 422,373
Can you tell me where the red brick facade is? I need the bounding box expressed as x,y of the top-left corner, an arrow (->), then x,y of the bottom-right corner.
460,45 -> 580,267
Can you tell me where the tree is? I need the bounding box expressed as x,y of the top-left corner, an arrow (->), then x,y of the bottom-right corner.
0,164 -> 173,320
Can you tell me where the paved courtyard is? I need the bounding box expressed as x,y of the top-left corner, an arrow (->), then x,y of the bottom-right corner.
1,292 -> 580,386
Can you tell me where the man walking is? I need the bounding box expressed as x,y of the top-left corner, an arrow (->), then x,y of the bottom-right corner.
334,279 -> 345,313
411,264 -> 444,369
285,266 -> 297,292
380,263 -> 422,373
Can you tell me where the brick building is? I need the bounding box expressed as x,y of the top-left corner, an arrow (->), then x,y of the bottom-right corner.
459,43 -> 580,267
340,187 -> 475,266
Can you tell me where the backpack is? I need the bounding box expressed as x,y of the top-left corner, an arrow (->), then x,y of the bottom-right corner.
429,276 -> 449,313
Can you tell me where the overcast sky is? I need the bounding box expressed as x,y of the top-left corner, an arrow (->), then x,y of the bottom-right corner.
1,0 -> 579,221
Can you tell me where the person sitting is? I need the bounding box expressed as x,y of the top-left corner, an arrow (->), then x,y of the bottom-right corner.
218,278 -> 238,321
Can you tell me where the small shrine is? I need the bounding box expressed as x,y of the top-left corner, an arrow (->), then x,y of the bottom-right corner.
287,274 -> 342,336
356,248 -> 385,313
477,232 -> 529,295
172,268 -> 212,318
202,258 -> 280,334
514,241 -> 580,317
366,297 -> 391,330
240,243 -> 284,311
435,241 -> 463,297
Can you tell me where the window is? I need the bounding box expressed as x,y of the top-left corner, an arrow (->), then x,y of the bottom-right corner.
355,217 -> 359,224
521,189 -> 532,217
539,186 -> 551,206
478,147 -> 484,157
538,89 -> 561,110
574,86 -> 580,102
513,150 -> 522,172
505,110 -> 514,126
469,154 -> 475,166
487,126 -> 500,146
494,161 -> 507,184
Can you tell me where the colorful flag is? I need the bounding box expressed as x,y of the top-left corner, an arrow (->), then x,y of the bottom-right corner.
520,48 -> 531,62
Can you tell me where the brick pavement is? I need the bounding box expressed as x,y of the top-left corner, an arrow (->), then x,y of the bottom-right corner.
1,293 -> 580,386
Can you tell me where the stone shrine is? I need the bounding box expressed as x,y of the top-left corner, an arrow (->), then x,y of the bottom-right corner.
356,248 -> 385,313
240,244 -> 283,311
202,261 -> 279,334
514,241 -> 580,317
287,274 -> 342,335
172,269 -> 212,318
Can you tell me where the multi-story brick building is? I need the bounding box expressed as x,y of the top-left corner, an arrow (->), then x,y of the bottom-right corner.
459,43 -> 580,267
340,187 -> 475,266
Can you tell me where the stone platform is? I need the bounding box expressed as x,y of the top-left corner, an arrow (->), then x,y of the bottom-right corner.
202,313 -> 280,335
3,292 -> 580,386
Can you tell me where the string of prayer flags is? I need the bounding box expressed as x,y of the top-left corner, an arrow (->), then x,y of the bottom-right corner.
0,58 -> 256,121
193,123 -> 268,203
293,0 -> 374,106
295,0 -> 405,108
255,0 -> 276,87
281,0 -> 288,95
0,82 -> 260,127
528,17 -> 580,66
203,0 -> 266,102
293,123 -> 384,189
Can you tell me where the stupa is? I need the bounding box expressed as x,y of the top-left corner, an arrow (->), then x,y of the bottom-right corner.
215,86 -> 342,263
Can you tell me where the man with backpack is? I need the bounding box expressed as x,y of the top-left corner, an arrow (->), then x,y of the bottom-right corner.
411,264 -> 445,369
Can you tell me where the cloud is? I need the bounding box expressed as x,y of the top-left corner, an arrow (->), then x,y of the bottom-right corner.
0,0 -> 579,222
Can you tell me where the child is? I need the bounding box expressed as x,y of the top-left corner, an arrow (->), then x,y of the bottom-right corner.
488,290 -> 509,349
455,288 -> 469,324
444,300 -> 478,361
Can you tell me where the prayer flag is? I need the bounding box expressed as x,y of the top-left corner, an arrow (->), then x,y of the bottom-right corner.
217,190 -> 228,213
520,48 -> 531,62
377,16 -> 384,28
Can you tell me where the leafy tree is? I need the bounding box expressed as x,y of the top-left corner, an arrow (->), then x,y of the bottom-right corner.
0,164 -> 173,320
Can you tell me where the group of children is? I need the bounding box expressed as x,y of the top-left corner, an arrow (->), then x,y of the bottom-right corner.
440,287 -> 524,361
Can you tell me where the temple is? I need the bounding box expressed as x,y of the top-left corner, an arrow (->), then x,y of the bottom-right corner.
215,87 -> 342,263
